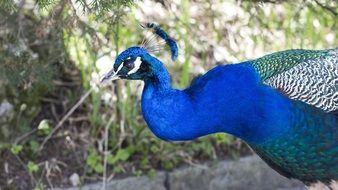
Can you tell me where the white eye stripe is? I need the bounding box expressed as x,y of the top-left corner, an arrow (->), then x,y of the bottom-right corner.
127,57 -> 142,75
115,62 -> 124,73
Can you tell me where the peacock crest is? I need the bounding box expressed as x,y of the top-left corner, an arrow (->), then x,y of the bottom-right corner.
139,22 -> 178,61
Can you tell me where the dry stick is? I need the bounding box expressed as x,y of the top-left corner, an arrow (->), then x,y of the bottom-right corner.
15,128 -> 38,144
102,115 -> 115,190
39,87 -> 94,151
13,153 -> 38,184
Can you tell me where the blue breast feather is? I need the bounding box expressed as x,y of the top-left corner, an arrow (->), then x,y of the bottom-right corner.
140,62 -> 323,143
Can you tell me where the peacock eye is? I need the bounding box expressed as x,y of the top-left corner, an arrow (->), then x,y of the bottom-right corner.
140,63 -> 148,71
123,59 -> 134,69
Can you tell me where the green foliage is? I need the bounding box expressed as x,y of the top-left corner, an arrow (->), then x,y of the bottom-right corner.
10,144 -> 23,155
0,5 -> 67,142
0,0 -> 16,11
107,148 -> 132,165
82,0 -> 134,14
0,0 -> 134,13
37,119 -> 51,136
86,148 -> 104,174
29,140 -> 40,154
36,0 -> 55,9
215,133 -> 233,145
27,161 -> 39,175
33,184 -> 46,190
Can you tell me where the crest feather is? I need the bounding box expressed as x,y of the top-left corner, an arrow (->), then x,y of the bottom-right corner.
140,22 -> 178,61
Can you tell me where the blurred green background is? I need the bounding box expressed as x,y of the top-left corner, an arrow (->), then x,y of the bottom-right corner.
0,0 -> 337,189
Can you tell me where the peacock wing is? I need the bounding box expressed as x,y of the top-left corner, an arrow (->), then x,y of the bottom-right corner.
252,48 -> 338,112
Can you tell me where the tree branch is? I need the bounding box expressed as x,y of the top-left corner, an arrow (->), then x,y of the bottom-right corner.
313,0 -> 337,16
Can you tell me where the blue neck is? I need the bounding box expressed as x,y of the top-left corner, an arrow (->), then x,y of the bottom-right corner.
144,57 -> 171,90
141,61 -> 293,143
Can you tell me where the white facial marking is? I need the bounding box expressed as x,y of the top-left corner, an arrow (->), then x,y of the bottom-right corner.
116,62 -> 124,73
100,64 -> 123,85
127,57 -> 142,75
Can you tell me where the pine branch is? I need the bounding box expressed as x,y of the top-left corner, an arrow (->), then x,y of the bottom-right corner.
0,0 -> 134,14
313,0 -> 338,16
0,0 -> 17,12
36,0 -> 56,9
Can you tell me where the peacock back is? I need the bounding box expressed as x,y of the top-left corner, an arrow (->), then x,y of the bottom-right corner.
249,48 -> 338,184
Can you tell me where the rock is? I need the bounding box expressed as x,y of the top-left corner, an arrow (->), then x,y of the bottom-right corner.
277,188 -> 306,190
0,101 -> 14,137
60,172 -> 166,190
69,173 -> 80,187
169,156 -> 304,190
0,101 -> 13,121
58,156 -> 305,190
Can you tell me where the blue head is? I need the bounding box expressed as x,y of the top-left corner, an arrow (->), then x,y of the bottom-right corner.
101,47 -> 151,83
101,23 -> 178,84
101,47 -> 159,83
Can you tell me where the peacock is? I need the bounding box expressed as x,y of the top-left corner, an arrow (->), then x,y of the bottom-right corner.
101,23 -> 338,189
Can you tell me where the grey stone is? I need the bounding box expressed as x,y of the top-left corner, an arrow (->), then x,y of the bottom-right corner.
57,156 -> 306,190
69,173 -> 80,187
168,156 -> 304,190
59,172 -> 166,190
277,188 -> 306,190
0,101 -> 13,120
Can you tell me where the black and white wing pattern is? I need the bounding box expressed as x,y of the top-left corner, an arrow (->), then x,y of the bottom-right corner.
252,48 -> 338,112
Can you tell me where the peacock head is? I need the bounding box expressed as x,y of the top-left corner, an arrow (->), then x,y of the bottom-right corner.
100,47 -> 152,83
100,23 -> 178,84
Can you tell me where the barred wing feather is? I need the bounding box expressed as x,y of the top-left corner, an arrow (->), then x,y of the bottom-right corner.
252,48 -> 338,112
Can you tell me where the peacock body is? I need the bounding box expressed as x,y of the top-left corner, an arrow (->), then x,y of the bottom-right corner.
101,24 -> 338,187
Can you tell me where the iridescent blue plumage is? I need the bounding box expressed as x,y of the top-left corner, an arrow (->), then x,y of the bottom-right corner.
101,24 -> 338,186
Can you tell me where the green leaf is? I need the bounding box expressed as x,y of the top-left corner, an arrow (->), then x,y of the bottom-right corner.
109,149 -> 131,165
94,163 -> 103,173
147,169 -> 156,177
135,170 -> 143,176
107,153 -> 114,165
112,164 -> 125,173
37,119 -> 51,136
116,149 -> 130,161
10,144 -> 23,155
27,161 -> 39,175
86,149 -> 101,167
29,140 -> 40,153
150,145 -> 159,153
33,183 -> 45,190
0,0 -> 17,11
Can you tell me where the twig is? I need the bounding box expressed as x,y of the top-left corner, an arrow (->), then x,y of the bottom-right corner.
53,80 -> 81,86
39,87 -> 94,151
13,153 -> 38,184
114,120 -> 126,150
41,97 -> 61,104
68,116 -> 89,122
37,162 -> 47,188
102,114 -> 115,190
179,152 -> 208,170
51,103 -> 59,121
313,0 -> 338,16
14,128 -> 38,144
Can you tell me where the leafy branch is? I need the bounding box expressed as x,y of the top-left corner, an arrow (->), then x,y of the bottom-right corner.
0,0 -> 134,14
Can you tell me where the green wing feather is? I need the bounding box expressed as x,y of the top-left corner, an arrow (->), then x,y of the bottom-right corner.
251,49 -> 330,81
250,49 -> 338,112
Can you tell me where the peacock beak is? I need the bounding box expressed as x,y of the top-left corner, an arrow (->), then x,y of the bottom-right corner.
100,68 -> 120,85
